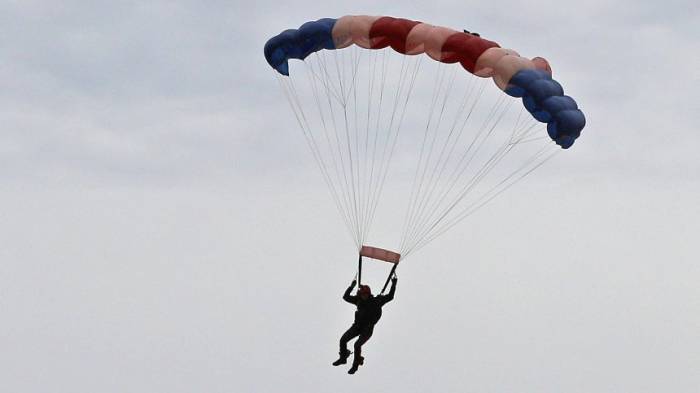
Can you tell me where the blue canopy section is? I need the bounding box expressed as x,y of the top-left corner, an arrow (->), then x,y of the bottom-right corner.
264,18 -> 338,76
505,69 -> 585,149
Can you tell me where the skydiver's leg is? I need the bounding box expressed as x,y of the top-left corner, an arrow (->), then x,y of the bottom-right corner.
334,324 -> 359,366
348,325 -> 374,374
353,325 -> 374,361
339,324 -> 361,353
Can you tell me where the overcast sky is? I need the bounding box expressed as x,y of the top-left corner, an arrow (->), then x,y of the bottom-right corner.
1,1 -> 699,392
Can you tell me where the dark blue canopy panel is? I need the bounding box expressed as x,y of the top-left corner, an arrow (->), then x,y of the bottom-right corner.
264,18 -> 337,76
506,69 -> 585,149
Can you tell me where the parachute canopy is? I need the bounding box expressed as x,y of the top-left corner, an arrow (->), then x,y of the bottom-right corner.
264,15 -> 587,260
264,15 -> 585,148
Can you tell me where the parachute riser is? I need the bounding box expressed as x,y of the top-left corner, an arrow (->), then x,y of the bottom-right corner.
380,264 -> 398,295
357,254 -> 363,287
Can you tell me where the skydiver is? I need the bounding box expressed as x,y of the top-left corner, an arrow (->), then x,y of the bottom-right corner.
332,276 -> 398,374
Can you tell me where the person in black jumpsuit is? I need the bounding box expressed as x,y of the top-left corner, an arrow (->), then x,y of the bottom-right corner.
332,276 -> 397,374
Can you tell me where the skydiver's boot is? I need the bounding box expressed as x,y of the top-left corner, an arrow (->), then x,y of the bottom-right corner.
347,356 -> 364,374
332,349 -> 351,366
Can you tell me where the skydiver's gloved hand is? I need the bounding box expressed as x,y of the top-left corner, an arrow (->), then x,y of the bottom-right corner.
391,276 -> 398,285
343,280 -> 358,302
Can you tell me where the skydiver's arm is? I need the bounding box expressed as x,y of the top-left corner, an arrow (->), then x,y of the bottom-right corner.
343,280 -> 358,304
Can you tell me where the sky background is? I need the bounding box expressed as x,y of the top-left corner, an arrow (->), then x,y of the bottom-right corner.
1,1 -> 699,392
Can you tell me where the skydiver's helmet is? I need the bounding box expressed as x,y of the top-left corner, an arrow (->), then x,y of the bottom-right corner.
358,285 -> 372,298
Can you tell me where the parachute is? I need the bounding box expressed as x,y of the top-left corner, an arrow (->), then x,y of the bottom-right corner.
264,15 -> 586,267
